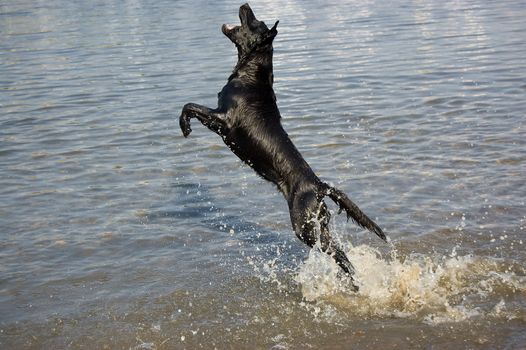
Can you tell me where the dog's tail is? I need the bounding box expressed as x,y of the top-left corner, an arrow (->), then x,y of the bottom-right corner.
321,183 -> 387,242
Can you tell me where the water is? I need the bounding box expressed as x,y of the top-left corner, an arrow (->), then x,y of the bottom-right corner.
1,0 -> 525,348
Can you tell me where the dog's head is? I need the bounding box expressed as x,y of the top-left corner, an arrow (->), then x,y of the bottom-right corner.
222,3 -> 278,57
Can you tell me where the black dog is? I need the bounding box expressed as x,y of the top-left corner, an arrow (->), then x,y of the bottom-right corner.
180,3 -> 386,287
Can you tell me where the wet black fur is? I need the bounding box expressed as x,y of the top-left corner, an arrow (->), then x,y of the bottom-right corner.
179,3 -> 386,287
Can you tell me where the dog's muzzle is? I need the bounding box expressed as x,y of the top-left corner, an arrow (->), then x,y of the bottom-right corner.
222,23 -> 237,35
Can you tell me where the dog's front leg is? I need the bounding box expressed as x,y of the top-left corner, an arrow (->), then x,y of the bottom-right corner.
180,103 -> 228,137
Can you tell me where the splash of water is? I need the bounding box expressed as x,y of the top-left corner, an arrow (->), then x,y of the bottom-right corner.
295,243 -> 525,324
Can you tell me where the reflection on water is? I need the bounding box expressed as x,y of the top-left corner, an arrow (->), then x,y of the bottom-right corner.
1,0 -> 525,348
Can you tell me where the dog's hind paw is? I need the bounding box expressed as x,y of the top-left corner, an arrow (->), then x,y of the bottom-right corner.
337,270 -> 360,292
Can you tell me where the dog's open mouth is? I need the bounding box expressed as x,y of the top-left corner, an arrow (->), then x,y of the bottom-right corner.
222,4 -> 254,37
222,23 -> 237,35
223,24 -> 237,31
222,23 -> 239,38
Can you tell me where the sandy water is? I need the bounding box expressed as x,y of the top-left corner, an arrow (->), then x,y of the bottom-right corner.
1,0 -> 525,348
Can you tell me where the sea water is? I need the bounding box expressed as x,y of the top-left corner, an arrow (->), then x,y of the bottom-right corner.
1,0 -> 525,348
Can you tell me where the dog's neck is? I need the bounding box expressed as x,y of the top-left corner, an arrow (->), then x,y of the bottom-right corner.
229,47 -> 274,87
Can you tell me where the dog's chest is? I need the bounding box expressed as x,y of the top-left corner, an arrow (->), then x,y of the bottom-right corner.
222,125 -> 281,183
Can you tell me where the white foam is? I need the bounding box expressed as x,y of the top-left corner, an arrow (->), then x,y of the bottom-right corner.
294,242 -> 526,323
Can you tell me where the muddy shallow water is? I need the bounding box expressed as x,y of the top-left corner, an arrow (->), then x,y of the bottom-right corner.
1,0 -> 525,348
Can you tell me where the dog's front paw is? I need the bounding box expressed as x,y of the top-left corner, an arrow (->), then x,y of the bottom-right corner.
179,113 -> 192,137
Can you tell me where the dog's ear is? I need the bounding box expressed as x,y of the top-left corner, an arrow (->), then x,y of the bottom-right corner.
255,20 -> 279,47
269,20 -> 279,38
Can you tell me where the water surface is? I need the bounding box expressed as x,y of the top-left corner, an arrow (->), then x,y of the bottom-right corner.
1,0 -> 525,348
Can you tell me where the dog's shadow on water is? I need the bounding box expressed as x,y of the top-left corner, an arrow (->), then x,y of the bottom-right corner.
146,181 -> 299,263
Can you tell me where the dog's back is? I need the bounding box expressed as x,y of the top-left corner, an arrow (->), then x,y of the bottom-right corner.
218,51 -> 318,195
228,118 -> 315,189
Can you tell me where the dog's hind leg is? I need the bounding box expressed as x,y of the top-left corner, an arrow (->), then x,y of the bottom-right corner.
180,103 -> 228,137
317,202 -> 357,280
289,193 -> 318,249
290,192 -> 359,290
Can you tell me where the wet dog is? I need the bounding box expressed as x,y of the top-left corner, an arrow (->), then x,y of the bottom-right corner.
179,3 -> 387,288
